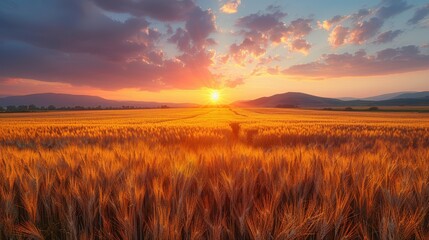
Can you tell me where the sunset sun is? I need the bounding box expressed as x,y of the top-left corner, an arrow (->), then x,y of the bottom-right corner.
210,90 -> 220,103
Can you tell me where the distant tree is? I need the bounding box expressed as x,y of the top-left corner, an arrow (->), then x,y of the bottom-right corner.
160,105 -> 169,109
368,107 -> 379,111
29,104 -> 38,111
40,106 -> 46,110
7,105 -> 17,112
74,106 -> 85,110
276,104 -> 297,108
48,105 -> 56,110
345,107 -> 353,111
0,106 -> 4,112
17,105 -> 28,112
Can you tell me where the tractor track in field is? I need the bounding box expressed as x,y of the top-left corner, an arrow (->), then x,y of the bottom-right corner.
154,110 -> 214,123
228,108 -> 248,117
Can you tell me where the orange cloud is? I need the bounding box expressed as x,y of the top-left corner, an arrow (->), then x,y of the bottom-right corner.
220,0 -> 241,14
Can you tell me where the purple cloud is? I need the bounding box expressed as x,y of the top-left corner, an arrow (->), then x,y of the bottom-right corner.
185,8 -> 216,48
91,0 -> 196,21
323,0 -> 413,47
228,8 -> 313,63
283,45 -> 429,78
289,39 -> 311,54
0,1 -> 161,61
376,0 -> 412,19
0,41 -> 217,90
348,17 -> 384,44
328,26 -> 349,47
236,10 -> 287,32
373,30 -> 403,44
408,4 -> 429,25
0,0 -> 219,91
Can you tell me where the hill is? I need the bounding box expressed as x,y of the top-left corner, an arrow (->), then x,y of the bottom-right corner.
234,92 -> 343,107
0,93 -> 196,108
339,91 -> 429,101
392,91 -> 429,100
234,92 -> 429,108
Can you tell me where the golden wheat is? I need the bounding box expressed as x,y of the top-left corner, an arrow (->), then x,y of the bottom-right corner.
0,108 -> 428,239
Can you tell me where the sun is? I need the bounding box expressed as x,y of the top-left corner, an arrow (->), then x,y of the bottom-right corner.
210,90 -> 220,103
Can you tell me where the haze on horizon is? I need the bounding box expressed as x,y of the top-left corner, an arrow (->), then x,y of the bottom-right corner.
1,0 -> 429,104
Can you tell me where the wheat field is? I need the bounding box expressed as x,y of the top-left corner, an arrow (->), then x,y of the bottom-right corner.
1,108 -> 429,239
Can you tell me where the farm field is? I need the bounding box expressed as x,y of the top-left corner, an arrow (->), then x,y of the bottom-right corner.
1,108 -> 429,239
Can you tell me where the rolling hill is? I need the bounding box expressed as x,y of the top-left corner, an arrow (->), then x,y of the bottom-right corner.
234,92 -> 343,107
234,92 -> 429,108
392,91 -> 429,100
0,93 -> 197,108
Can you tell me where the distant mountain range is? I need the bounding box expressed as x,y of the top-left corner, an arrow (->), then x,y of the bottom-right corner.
1,91 -> 429,109
338,91 -> 429,101
234,91 -> 429,108
0,93 -> 197,108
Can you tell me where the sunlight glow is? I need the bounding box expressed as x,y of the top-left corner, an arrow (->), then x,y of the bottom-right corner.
210,90 -> 220,103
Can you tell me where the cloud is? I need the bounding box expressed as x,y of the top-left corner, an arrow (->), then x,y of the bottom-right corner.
327,17 -> 384,47
289,39 -> 311,55
0,41 -> 218,90
228,9 -> 312,63
373,30 -> 403,44
168,7 -> 216,53
351,9 -> 372,21
287,18 -> 313,38
348,17 -> 384,44
91,0 -> 196,21
185,8 -> 217,48
0,0 -> 219,91
408,4 -> 429,25
235,10 -> 287,32
0,0 -> 161,61
328,26 -> 349,47
283,45 -> 429,78
220,0 -> 241,14
224,77 -> 244,88
322,0 -> 412,47
318,15 -> 345,30
376,0 -> 412,19
228,33 -> 267,63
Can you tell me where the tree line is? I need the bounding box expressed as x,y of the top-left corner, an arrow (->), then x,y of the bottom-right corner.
0,105 -> 170,113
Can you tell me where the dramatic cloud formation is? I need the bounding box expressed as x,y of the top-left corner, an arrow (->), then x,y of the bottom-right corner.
0,0 -> 428,96
0,1 -> 158,61
408,4 -> 429,25
226,8 -> 312,63
324,0 -> 412,48
220,0 -> 241,14
283,45 -> 429,78
373,30 -> 403,44
0,0 -> 218,90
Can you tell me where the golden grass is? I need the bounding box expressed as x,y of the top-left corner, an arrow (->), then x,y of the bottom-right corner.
1,108 -> 429,239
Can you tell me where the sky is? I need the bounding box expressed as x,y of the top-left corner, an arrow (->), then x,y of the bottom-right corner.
0,0 -> 429,104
